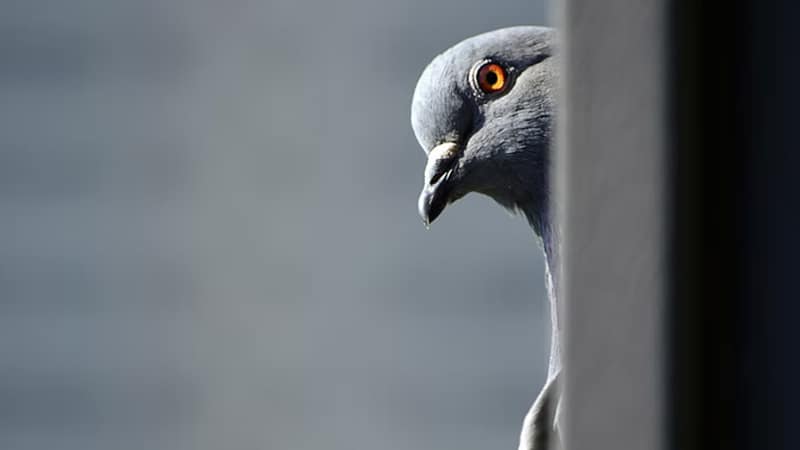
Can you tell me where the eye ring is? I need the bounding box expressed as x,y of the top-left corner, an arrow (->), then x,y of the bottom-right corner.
474,62 -> 509,94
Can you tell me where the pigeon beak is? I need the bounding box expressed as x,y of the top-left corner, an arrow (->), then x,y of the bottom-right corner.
418,142 -> 461,226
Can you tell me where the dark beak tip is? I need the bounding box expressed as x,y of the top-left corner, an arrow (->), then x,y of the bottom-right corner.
418,185 -> 446,226
417,190 -> 431,225
418,142 -> 460,228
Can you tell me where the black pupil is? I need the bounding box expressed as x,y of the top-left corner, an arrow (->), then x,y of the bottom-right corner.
485,70 -> 498,86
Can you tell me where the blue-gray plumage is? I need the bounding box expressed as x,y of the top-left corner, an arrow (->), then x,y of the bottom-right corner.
410,26 -> 560,450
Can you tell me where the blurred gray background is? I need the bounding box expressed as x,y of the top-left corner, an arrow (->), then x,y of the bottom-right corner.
1,1 -> 550,449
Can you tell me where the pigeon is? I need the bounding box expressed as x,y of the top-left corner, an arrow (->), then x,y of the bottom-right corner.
410,26 -> 561,450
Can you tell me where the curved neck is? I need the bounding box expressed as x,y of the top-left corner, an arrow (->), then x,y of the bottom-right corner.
524,203 -> 561,381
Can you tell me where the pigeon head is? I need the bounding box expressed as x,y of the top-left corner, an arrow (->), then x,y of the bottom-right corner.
411,26 -> 555,235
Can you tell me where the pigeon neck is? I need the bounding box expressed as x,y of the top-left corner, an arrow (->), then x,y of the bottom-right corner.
522,200 -> 558,274
523,202 -> 562,380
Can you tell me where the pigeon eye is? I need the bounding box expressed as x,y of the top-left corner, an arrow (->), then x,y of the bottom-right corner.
476,63 -> 508,94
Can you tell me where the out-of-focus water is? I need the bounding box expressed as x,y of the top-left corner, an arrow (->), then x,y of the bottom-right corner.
0,1 -> 550,449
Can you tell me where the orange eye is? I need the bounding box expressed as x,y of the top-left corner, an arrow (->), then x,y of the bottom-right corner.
476,63 -> 508,94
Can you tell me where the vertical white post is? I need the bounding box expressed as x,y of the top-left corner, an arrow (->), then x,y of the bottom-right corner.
558,0 -> 668,448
